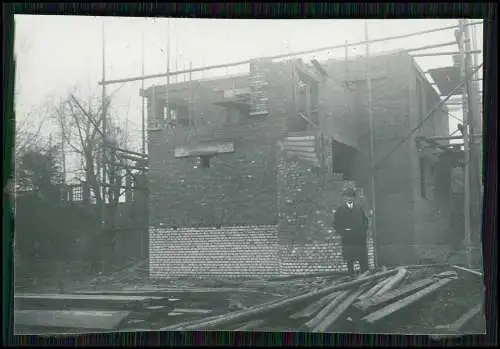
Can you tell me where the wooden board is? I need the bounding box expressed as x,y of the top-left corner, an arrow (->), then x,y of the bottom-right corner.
313,285 -> 368,332
173,308 -> 212,314
285,135 -> 316,142
305,291 -> 349,329
290,291 -> 342,319
354,277 -> 436,312
16,293 -> 162,302
282,145 -> 316,153
358,277 -> 392,301
361,278 -> 453,324
373,268 -> 407,296
15,293 -> 164,311
281,141 -> 316,148
15,310 -> 130,330
174,142 -> 234,158
223,88 -> 251,98
451,265 -> 484,277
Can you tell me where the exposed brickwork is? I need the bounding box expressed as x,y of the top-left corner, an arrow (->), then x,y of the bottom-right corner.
149,225 -> 280,278
148,224 -> 377,278
148,62 -> 294,228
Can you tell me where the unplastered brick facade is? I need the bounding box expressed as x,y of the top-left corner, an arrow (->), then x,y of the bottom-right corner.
145,51 -> 450,278
149,225 -> 280,278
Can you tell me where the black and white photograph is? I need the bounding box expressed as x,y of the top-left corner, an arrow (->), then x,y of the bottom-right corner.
12,16 -> 486,336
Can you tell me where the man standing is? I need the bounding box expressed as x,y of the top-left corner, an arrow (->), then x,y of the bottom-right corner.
333,188 -> 370,274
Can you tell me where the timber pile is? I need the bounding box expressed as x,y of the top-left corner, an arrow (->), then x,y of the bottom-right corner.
14,264 -> 485,335
162,265 -> 485,334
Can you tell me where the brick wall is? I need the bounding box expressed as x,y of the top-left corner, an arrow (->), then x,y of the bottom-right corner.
149,225 -> 280,278
148,61 -> 293,228
148,224 -> 377,278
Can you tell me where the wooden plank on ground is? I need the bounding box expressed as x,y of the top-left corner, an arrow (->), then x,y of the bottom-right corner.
285,136 -> 316,142
282,145 -> 316,153
175,269 -> 398,330
234,319 -> 265,331
313,284 -> 369,332
373,268 -> 407,296
304,272 -> 371,328
354,277 -> 437,313
304,291 -> 349,329
451,265 -> 484,277
361,278 -> 453,324
290,291 -> 342,319
281,140 -> 316,148
173,308 -> 212,315
435,303 -> 483,332
15,293 -> 162,302
358,276 -> 392,301
14,310 -> 130,330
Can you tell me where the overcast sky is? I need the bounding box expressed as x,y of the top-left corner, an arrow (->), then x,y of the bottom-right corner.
15,16 -> 483,162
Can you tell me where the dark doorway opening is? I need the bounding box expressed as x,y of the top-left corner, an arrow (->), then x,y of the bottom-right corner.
331,140 -> 359,181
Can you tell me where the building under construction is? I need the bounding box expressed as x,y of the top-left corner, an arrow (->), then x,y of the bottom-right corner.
140,48 -> 467,278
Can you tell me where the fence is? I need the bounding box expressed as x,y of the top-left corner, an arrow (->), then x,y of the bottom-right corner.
14,180 -> 148,292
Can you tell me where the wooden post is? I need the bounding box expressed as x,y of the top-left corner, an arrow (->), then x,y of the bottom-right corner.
458,20 -> 472,268
364,20 -> 378,269
125,175 -> 133,203
344,40 -> 349,83
141,26 -> 146,154
165,18 -> 171,129
462,19 -> 483,253
101,19 -> 107,225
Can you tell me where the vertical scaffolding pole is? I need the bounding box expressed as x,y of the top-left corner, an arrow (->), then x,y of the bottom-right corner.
101,18 -> 107,218
458,19 -> 472,268
165,18 -> 171,128
141,25 -> 146,154
189,61 -> 193,127
174,31 -> 179,84
463,19 -> 483,189
365,20 -> 378,269
463,19 -> 483,267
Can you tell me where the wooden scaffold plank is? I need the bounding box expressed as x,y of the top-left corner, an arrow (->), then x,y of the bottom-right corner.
170,269 -> 397,330
361,277 -> 454,324
353,277 -> 437,313
313,284 -> 369,332
15,310 -> 130,330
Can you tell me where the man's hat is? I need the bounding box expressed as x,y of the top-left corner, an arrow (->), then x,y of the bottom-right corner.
342,187 -> 357,197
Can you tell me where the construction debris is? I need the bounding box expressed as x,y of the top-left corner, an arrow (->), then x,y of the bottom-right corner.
373,267 -> 407,296
361,277 -> 454,324
290,291 -> 342,319
14,264 -> 485,335
354,277 -> 437,312
451,265 -> 483,277
313,284 -> 369,332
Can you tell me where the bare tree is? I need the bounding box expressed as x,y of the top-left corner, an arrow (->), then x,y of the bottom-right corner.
52,91 -> 131,224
